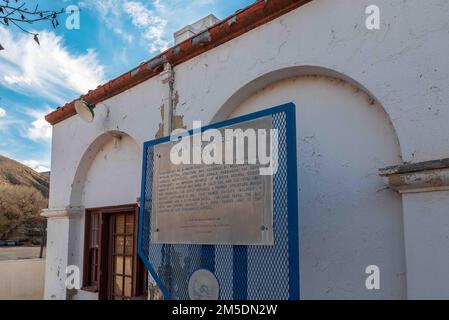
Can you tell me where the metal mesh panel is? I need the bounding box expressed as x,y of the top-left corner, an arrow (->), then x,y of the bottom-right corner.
139,104 -> 299,300
247,111 -> 290,299
214,245 -> 234,300
140,146 -> 204,299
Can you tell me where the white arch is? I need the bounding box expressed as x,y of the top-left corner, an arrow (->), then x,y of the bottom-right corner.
69,130 -> 141,208
210,67 -> 406,299
211,65 -> 401,157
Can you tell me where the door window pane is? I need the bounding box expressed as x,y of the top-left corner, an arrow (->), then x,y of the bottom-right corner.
115,236 -> 124,254
125,237 -> 133,255
125,256 -> 133,276
115,215 -> 125,234
125,215 -> 134,234
124,277 -> 132,297
114,256 -> 124,274
114,276 -> 123,295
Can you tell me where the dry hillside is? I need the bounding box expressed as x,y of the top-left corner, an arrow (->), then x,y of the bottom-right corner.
0,155 -> 49,198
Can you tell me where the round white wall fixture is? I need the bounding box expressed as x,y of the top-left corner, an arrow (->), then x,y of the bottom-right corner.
188,269 -> 219,300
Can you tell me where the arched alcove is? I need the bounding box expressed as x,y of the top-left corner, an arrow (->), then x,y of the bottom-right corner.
213,67 -> 406,299
212,66 -> 398,141
70,130 -> 142,208
67,130 -> 142,300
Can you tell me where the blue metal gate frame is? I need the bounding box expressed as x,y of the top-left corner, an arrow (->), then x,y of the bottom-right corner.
138,102 -> 299,300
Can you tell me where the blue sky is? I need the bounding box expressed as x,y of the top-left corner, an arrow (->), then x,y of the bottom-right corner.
0,0 -> 253,172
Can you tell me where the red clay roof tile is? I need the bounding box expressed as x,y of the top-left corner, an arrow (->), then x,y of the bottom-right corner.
45,0 -> 312,125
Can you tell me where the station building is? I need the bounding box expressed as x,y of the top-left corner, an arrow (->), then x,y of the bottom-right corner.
43,0 -> 449,299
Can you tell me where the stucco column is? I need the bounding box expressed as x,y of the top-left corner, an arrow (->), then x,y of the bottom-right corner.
160,62 -> 174,136
41,206 -> 83,300
380,159 -> 449,299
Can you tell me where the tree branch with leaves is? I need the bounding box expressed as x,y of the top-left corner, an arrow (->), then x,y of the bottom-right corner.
0,0 -> 65,50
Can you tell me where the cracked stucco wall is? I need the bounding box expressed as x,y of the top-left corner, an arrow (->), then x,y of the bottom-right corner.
228,75 -> 405,299
45,0 -> 449,299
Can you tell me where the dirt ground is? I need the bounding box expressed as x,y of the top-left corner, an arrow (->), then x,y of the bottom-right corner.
0,246 -> 45,261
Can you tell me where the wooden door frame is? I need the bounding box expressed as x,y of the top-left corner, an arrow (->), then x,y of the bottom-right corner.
83,204 -> 145,300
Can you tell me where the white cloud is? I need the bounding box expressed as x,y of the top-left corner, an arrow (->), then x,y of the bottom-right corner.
29,117 -> 52,141
21,160 -> 50,173
124,1 -> 169,53
0,118 -> 21,134
94,0 -> 134,44
0,108 -> 21,135
4,75 -> 32,85
94,0 -> 218,54
0,26 -> 105,104
90,0 -> 170,53
26,108 -> 53,142
91,0 -> 226,55
89,0 -> 169,53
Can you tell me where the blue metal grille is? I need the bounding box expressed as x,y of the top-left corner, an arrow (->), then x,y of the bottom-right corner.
138,103 -> 299,300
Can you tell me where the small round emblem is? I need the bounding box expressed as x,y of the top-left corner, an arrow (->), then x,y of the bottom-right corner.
188,269 -> 219,300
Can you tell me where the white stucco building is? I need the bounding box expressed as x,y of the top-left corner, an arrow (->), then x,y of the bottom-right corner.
43,0 -> 449,300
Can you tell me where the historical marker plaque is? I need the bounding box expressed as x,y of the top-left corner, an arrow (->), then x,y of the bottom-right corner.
151,117 -> 274,245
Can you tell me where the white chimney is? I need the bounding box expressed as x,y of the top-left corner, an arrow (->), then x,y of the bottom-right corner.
174,14 -> 221,45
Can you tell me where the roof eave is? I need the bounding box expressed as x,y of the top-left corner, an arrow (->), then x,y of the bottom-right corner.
45,0 -> 312,125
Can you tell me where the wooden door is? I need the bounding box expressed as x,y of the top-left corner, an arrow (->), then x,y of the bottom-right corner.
107,211 -> 137,300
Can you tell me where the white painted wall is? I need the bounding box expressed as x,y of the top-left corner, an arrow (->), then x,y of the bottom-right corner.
45,0 -> 449,299
73,135 -> 141,300
45,78 -> 163,300
174,0 -> 449,163
44,217 -> 70,299
49,77 -> 163,210
230,76 -> 405,299
83,135 -> 141,208
46,134 -> 141,300
0,259 -> 45,300
402,191 -> 449,299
